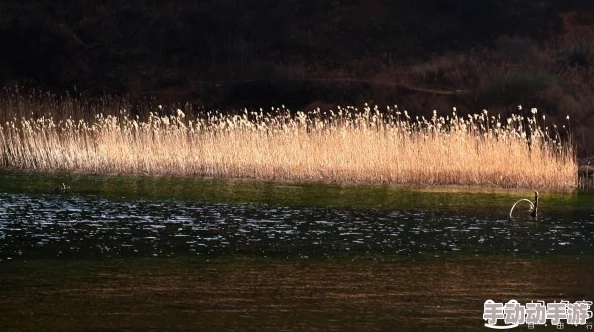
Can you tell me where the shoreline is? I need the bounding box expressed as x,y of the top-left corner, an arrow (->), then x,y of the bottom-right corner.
0,166 -> 583,194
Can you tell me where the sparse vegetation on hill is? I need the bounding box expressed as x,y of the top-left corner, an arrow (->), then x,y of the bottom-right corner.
0,0 -> 593,156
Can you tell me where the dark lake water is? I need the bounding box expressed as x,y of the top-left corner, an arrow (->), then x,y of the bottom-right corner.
1,171 -> 593,331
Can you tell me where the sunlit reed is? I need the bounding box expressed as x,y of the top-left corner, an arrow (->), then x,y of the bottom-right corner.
0,103 -> 577,189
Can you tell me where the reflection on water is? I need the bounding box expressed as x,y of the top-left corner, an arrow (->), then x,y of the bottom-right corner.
0,172 -> 593,331
0,257 -> 593,332
0,186 -> 593,259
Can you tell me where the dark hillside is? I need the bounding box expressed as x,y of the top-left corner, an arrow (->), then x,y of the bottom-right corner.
0,0 -> 562,94
1,0 -> 593,155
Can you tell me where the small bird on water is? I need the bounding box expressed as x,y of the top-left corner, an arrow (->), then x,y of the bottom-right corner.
54,183 -> 71,194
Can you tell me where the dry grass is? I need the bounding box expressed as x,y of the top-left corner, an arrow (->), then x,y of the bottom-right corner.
0,101 -> 577,189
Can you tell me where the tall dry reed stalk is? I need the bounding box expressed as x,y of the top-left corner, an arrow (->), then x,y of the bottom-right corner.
0,102 -> 577,189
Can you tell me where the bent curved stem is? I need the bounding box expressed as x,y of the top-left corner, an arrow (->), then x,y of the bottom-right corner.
509,199 -> 535,218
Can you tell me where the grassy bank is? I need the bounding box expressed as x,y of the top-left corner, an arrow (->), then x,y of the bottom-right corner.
0,102 -> 576,189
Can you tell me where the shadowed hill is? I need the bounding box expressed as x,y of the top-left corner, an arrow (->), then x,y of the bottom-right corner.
0,0 -> 561,95
1,0 -> 593,156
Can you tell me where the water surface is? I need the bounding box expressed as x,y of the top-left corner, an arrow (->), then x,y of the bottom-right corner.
1,172 -> 593,259
1,171 -> 593,331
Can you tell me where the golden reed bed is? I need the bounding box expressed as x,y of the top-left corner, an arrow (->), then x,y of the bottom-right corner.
0,104 -> 577,189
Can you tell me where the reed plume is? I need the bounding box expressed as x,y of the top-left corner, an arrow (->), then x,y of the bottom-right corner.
0,103 -> 577,189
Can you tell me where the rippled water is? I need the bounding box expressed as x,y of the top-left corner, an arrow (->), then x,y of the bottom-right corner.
1,172 -> 593,331
1,172 -> 593,259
